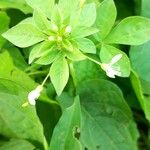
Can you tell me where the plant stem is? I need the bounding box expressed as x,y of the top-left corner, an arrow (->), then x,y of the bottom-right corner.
86,56 -> 102,66
41,73 -> 50,86
28,70 -> 49,76
68,61 -> 77,88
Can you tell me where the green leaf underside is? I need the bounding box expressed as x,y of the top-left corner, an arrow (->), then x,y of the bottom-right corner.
105,16 -> 150,45
100,44 -> 131,77
2,23 -> 46,48
50,55 -> 69,96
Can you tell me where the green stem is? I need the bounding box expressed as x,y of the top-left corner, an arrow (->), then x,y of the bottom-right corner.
28,70 -> 49,76
41,73 -> 50,86
68,61 -> 77,88
86,56 -> 102,66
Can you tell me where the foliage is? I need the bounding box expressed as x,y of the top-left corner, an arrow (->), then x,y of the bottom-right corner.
0,0 -> 150,149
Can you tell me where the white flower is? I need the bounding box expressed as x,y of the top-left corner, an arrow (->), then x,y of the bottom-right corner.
28,85 -> 43,105
101,54 -> 123,78
65,26 -> 72,33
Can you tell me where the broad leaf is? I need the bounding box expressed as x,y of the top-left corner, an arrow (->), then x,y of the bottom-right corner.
105,16 -> 150,45
76,38 -> 96,54
100,44 -> 131,77
74,59 -> 106,84
0,79 -> 47,149
50,96 -> 82,150
77,79 -> 138,150
50,55 -> 69,95
25,0 -> 54,18
2,23 -> 46,48
0,139 -> 35,150
95,0 -> 117,40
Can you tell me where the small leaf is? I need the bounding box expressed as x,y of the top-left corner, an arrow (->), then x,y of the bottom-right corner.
29,42 -> 53,64
50,55 -> 69,95
36,49 -> 60,65
25,0 -> 54,18
51,5 -> 62,26
79,3 -> 96,27
95,0 -> 117,39
50,96 -> 82,150
33,9 -> 50,32
2,23 -> 46,48
105,16 -> 150,45
65,49 -> 86,61
76,38 -> 96,54
100,44 -> 131,77
71,26 -> 99,39
58,0 -> 80,19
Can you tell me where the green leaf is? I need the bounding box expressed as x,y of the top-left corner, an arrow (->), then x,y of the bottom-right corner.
130,71 -> 150,121
25,0 -> 54,18
0,79 -> 47,149
79,3 -> 96,27
130,42 -> 150,82
105,16 -> 150,45
71,26 -> 99,39
5,44 -> 28,70
33,9 -> 50,32
58,0 -> 80,19
2,23 -> 46,48
95,0 -> 117,39
50,96 -> 82,150
50,55 -> 69,95
51,5 -> 62,26
36,49 -> 60,65
29,42 -> 54,64
76,38 -> 96,54
77,79 -> 138,150
65,49 -> 86,61
100,44 -> 131,77
0,11 -> 10,49
74,59 -> 106,84
141,0 -> 150,18
0,0 -> 32,14
0,139 -> 35,150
